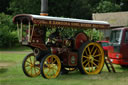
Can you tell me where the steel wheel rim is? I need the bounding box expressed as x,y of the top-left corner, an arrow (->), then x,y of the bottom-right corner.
24,53 -> 40,77
43,55 -> 61,79
81,42 -> 104,74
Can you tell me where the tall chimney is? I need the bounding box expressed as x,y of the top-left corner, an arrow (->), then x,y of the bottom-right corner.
40,0 -> 48,16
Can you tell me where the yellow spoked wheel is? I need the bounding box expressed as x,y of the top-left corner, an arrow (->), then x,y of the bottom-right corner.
78,42 -> 104,74
22,53 -> 40,77
40,54 -> 61,79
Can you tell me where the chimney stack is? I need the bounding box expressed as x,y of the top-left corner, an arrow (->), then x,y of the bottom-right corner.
40,0 -> 48,16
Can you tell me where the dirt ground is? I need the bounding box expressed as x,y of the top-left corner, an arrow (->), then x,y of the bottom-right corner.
0,51 -> 31,68
0,62 -> 15,68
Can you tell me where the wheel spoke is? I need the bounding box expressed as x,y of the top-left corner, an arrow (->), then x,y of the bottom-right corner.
30,57 -> 32,64
53,65 -> 58,71
85,48 -> 89,56
27,67 -> 31,72
34,57 -> 36,65
52,59 -> 57,64
30,67 -> 32,76
46,69 -> 51,76
26,61 -> 31,64
88,62 -> 90,72
94,54 -> 101,57
93,48 -> 97,56
91,62 -> 93,72
35,67 -> 40,71
93,59 -> 99,62
83,56 -> 89,59
25,64 -> 30,67
85,62 -> 89,67
88,47 -> 91,55
91,45 -> 95,54
92,62 -> 98,68
82,59 -> 88,64
34,67 -> 36,74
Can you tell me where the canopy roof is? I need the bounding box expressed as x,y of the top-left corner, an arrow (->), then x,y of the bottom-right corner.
13,14 -> 110,29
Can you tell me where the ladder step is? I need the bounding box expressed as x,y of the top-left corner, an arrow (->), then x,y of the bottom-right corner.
105,56 -> 116,73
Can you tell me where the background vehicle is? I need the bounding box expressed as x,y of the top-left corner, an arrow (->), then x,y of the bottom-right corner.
108,27 -> 128,67
97,41 -> 109,56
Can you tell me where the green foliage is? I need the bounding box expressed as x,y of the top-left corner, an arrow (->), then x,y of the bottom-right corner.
49,0 -> 92,19
0,13 -> 18,48
121,0 -> 128,11
0,0 -> 10,13
95,1 -> 121,13
46,28 -> 102,41
9,0 -> 40,15
9,0 -> 93,19
84,29 -> 104,41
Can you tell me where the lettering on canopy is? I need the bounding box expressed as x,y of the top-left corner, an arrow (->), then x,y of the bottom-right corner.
33,19 -> 109,29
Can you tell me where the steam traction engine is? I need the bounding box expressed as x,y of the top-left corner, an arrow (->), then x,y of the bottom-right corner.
13,14 -> 110,79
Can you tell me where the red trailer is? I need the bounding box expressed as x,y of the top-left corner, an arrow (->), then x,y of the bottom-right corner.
108,27 -> 128,67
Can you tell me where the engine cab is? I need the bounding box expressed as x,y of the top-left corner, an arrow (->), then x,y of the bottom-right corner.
108,27 -> 128,66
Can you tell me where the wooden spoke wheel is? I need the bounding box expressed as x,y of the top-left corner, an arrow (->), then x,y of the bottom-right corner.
22,53 -> 40,77
40,54 -> 61,79
78,42 -> 104,74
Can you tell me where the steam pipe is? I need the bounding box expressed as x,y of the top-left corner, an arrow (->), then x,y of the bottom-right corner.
40,0 -> 48,16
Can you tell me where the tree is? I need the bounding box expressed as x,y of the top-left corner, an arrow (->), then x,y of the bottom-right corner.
0,13 -> 18,48
9,0 -> 94,19
120,0 -> 128,11
95,1 -> 121,13
9,0 -> 41,15
0,0 -> 10,14
48,0 -> 93,19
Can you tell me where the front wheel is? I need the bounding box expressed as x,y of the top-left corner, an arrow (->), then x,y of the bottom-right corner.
22,53 -> 40,77
78,42 -> 104,74
40,54 -> 61,79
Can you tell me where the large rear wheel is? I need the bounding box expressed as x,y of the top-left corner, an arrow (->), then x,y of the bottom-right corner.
22,53 -> 40,77
40,54 -> 61,79
78,42 -> 104,74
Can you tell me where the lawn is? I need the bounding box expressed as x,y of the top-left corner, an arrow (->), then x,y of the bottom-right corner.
0,51 -> 128,85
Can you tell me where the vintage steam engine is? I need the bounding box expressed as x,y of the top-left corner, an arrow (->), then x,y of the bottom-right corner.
12,0 -> 110,79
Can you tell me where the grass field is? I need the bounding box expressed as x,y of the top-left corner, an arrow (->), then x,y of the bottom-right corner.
1,51 -> 128,85
0,46 -> 31,51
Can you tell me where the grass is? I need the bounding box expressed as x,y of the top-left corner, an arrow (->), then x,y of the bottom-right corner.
0,46 -> 31,51
1,51 -> 128,85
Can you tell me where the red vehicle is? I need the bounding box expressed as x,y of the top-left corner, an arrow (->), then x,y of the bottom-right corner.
108,27 -> 128,67
97,41 -> 109,56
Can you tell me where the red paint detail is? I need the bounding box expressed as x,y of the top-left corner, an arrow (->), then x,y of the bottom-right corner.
75,33 -> 88,50
51,47 -> 57,54
110,58 -> 128,65
68,52 -> 78,66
